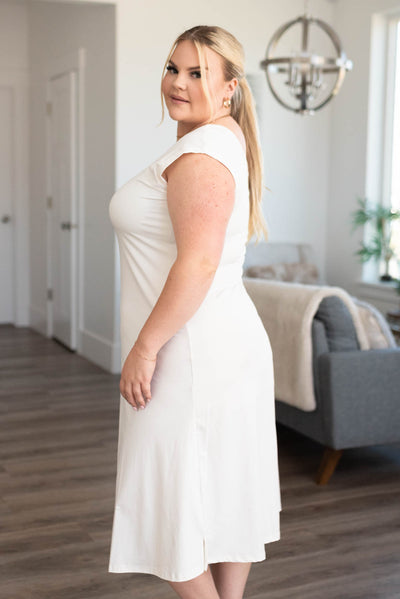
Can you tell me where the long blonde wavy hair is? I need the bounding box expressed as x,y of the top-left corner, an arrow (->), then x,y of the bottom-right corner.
159,25 -> 269,244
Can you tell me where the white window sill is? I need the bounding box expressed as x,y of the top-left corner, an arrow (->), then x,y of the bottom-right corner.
356,279 -> 400,304
357,278 -> 398,289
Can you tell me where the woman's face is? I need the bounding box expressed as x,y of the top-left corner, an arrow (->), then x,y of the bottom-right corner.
162,39 -> 234,127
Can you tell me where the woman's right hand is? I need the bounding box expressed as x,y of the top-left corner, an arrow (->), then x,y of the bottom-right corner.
119,345 -> 157,411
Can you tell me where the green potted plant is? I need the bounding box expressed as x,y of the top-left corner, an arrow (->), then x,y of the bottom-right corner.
350,196 -> 400,286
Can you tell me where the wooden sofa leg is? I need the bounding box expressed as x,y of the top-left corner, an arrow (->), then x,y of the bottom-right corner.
315,447 -> 343,485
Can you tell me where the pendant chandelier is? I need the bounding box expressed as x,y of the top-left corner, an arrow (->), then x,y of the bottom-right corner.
259,0 -> 353,115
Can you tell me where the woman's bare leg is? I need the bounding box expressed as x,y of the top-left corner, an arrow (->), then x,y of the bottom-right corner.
209,562 -> 252,599
166,565 -> 220,599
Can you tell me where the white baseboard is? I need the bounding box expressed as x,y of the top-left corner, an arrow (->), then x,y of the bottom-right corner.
28,305 -> 120,373
80,327 -> 120,373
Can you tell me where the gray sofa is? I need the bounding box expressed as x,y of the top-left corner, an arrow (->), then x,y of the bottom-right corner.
243,241 -> 400,484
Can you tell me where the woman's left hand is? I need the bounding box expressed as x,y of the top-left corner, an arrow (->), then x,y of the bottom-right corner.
119,345 -> 157,411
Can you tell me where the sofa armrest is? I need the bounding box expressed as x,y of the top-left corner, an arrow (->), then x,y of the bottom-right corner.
317,349 -> 400,449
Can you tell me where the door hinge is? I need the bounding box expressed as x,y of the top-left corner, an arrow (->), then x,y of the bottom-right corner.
47,289 -> 53,301
46,101 -> 52,116
46,196 -> 53,209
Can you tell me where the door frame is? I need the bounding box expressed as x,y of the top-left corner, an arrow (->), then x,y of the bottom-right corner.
0,69 -> 30,325
45,48 -> 86,351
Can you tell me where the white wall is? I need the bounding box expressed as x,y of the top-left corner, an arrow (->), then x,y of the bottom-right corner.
328,0 -> 400,308
0,1 -> 29,69
28,0 -> 116,369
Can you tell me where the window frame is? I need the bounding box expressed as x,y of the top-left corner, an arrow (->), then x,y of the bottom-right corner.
382,14 -> 400,280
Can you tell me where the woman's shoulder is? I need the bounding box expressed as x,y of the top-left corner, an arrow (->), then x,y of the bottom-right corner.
155,122 -> 247,185
180,122 -> 246,156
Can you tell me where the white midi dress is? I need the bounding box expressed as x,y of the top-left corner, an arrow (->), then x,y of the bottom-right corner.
108,123 -> 282,582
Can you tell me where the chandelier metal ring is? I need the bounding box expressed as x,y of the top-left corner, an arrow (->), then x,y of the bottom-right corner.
260,14 -> 353,115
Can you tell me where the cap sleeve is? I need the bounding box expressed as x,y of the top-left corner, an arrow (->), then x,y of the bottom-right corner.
155,124 -> 245,187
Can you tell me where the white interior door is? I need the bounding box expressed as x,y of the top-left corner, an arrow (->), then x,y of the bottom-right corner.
49,71 -> 78,349
0,86 -> 15,323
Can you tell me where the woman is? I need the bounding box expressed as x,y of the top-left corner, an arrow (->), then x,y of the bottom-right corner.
108,25 -> 282,599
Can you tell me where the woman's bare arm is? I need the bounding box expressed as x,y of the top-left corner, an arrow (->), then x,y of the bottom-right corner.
135,151 -> 235,357
119,151 -> 235,409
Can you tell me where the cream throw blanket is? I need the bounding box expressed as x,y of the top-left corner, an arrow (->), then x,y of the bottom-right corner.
242,277 -> 370,412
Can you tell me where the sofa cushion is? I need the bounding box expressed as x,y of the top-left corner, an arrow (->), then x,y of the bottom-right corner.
311,319 -> 330,404
314,296 -> 360,352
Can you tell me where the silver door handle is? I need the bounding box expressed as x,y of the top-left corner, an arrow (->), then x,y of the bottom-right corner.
60,221 -> 78,230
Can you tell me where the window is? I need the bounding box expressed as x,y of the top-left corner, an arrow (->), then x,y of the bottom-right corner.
385,16 -> 400,280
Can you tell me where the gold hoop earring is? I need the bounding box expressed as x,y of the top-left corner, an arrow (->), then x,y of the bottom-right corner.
223,98 -> 231,108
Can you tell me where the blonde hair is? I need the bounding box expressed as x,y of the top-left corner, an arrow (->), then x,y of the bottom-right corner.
159,25 -> 269,244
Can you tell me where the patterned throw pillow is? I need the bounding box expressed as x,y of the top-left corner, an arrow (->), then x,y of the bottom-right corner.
244,262 -> 319,284
350,296 -> 397,349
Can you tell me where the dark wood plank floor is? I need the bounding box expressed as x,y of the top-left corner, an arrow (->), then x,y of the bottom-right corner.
1,324 -> 399,599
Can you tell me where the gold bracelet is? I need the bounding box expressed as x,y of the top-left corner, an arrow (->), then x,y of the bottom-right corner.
133,344 -> 157,361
